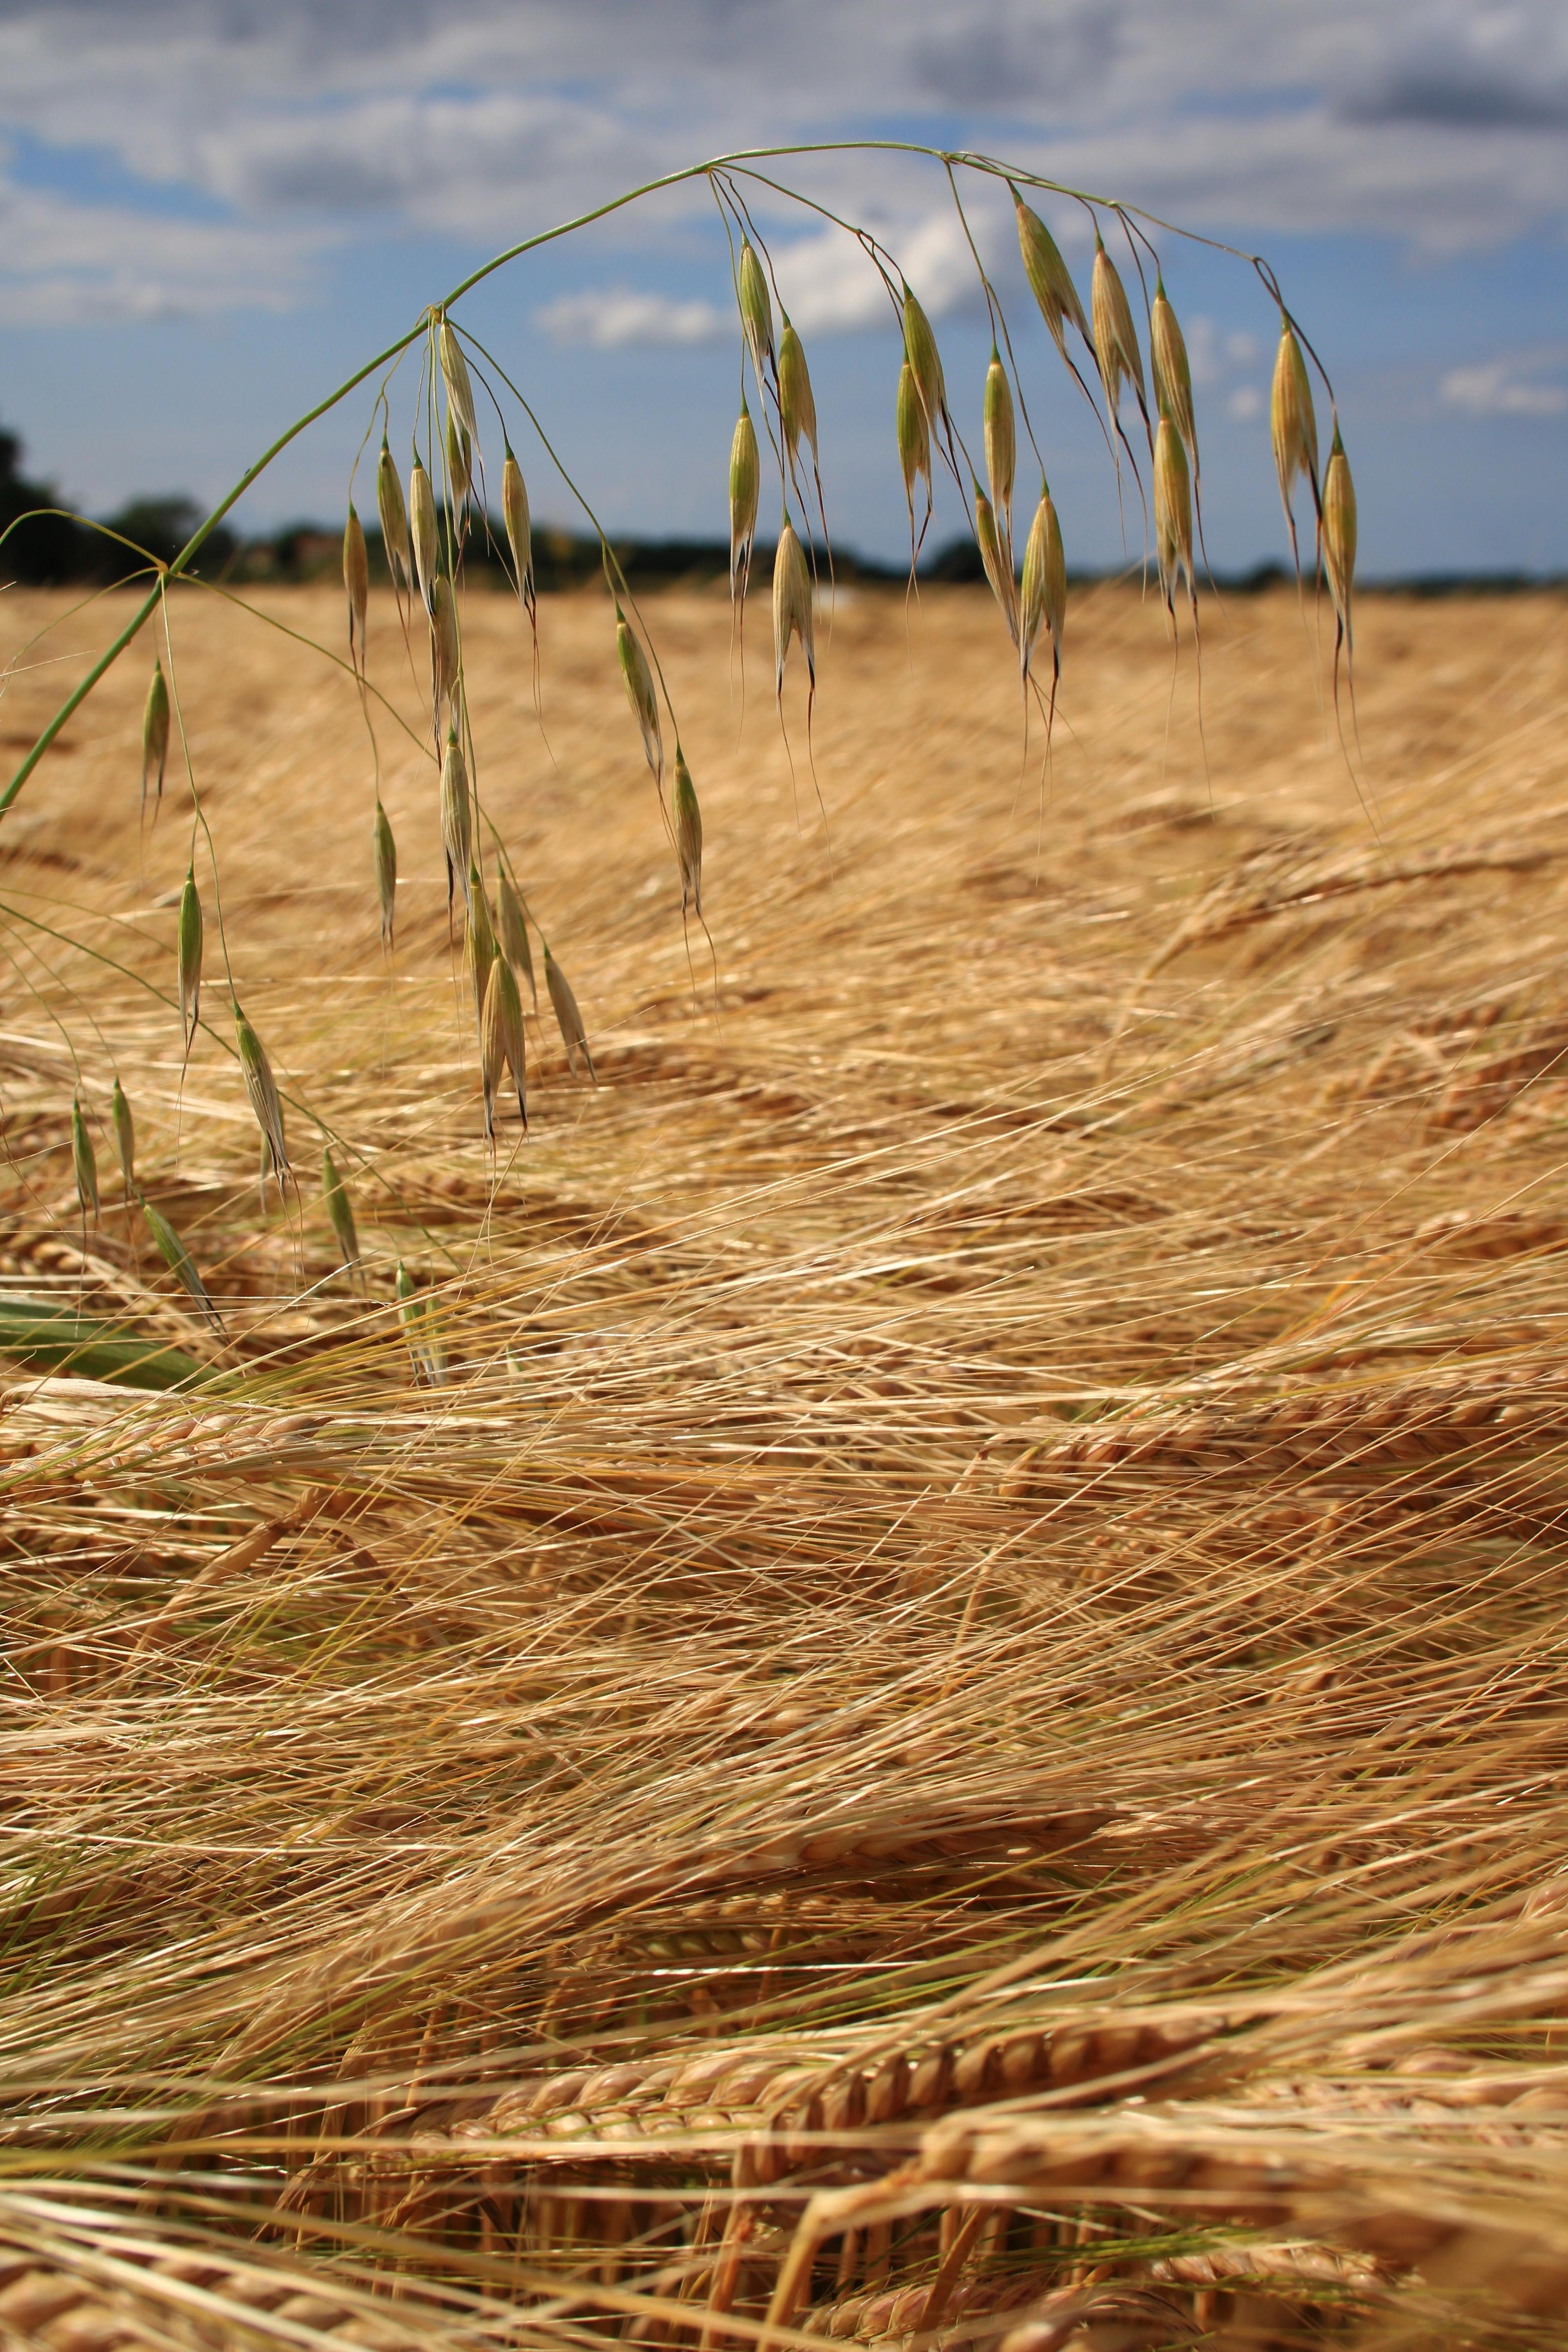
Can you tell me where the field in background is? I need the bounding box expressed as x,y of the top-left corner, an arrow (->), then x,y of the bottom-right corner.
2,582 -> 1568,2348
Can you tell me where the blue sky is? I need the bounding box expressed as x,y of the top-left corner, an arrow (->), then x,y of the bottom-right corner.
1,0 -> 1565,577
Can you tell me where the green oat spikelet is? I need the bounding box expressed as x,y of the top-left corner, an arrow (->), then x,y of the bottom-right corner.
1014,194 -> 1091,360
409,452 -> 438,613
440,729 -> 473,923
616,607 -> 663,785
141,660 -> 170,811
729,400 -> 760,608
71,1096 -> 100,1226
1271,318 -> 1319,577
438,314 -> 477,443
896,359 -> 932,565
1020,478 -> 1067,689
176,865 -> 203,1064
321,1145 -> 359,1278
431,576 -> 461,727
773,519 -> 815,704
1323,420 -> 1358,697
377,432 -> 411,595
501,445 -> 535,619
144,1199 -> 222,1334
543,940 -> 596,1085
110,1076 -> 134,1202
374,798 -> 397,950
902,284 -> 948,443
481,953 -> 527,1139
497,865 -> 536,1007
343,503 -> 369,678
738,239 -> 774,384
778,316 -> 817,470
974,480 -> 1018,646
1091,228 -> 1151,449
673,743 -> 702,917
466,865 -> 497,1045
983,347 -> 1016,565
1151,276 -> 1197,479
234,1003 -> 289,1198
1154,412 -> 1196,632
445,409 -> 471,511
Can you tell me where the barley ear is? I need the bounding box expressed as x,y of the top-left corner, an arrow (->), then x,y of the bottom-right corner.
110,1076 -> 135,1202
71,1096 -> 100,1227
673,743 -> 703,917
141,660 -> 170,811
374,798 -> 397,950
143,1199 -> 223,1334
322,1145 -> 359,1278
177,865 -> 203,1062
497,864 -> 537,1007
377,432 -> 411,595
344,503 -> 370,678
543,940 -> 596,1085
738,240 -> 775,383
729,401 -> 760,608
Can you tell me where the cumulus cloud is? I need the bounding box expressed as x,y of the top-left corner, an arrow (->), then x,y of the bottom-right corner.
1441,356 -> 1568,417
536,287 -> 727,349
0,180 -> 326,323
0,1 -> 1566,321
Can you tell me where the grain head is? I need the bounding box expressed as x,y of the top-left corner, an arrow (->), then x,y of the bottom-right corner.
481,951 -> 527,1138
497,865 -> 537,1008
445,409 -> 472,512
439,729 -> 474,921
143,1199 -> 222,1333
1270,319 -> 1319,567
176,865 -> 203,1058
110,1075 -> 135,1200
1014,194 -> 1091,358
902,284 -> 948,438
234,1003 -> 289,1191
1150,276 -> 1197,477
730,400 -> 760,607
141,660 -> 170,809
438,315 -> 478,443
71,1096 -> 100,1226
896,359 -> 931,555
974,481 -> 1018,646
616,607 -> 664,784
377,432 -> 411,593
543,940 -> 596,1084
466,864 -> 497,1044
773,519 -> 815,703
321,1145 -> 359,1277
1091,230 -> 1149,440
374,799 -> 397,951
1154,414 -> 1196,628
501,446 -> 534,614
1323,421 -> 1357,653
343,503 -> 370,677
983,348 -> 1017,562
409,453 -> 439,613
778,317 -> 818,469
1019,479 -> 1067,686
673,742 -> 703,917
738,240 -> 775,383
432,576 -> 461,723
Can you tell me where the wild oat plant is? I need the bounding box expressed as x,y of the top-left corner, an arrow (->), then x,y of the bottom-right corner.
2,143 -> 1564,2352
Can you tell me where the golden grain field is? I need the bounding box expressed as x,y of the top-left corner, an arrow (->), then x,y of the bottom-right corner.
2,579 -> 1567,2350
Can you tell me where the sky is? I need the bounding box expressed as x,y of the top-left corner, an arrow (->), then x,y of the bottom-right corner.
1,0 -> 1565,577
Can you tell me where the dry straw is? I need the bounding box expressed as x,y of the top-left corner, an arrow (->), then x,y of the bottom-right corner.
321,1145 -> 359,1276
109,1075 -> 134,1200
543,939 -> 596,1082
673,743 -> 703,916
140,660 -> 169,811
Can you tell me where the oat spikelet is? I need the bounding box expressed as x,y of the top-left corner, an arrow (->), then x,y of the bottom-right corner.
438,315 -> 477,442
1271,318 -> 1319,574
343,503 -> 369,677
432,575 -> 461,723
1091,229 -> 1150,445
144,1200 -> 222,1334
501,445 -> 534,618
729,401 -> 760,608
321,1145 -> 359,1277
497,866 -> 537,1007
896,359 -> 931,562
1154,414 -> 1196,630
738,240 -> 774,383
374,798 -> 397,950
673,743 -> 702,916
616,607 -> 663,785
409,453 -> 438,613
235,1004 -> 289,1195
1014,195 -> 1091,359
974,481 -> 1018,646
778,316 -> 817,469
481,953 -> 527,1138
176,865 -> 203,1062
466,865 -> 497,1043
440,729 -> 474,922
983,347 -> 1016,564
141,660 -> 170,811
1151,276 -> 1198,483
1323,419 -> 1358,673
902,284 -> 948,442
445,408 -> 472,512
396,1260 -> 430,1382
377,432 -> 410,595
110,1076 -> 135,1201
543,940 -> 596,1084
71,1097 -> 100,1226
773,519 -> 814,704
1020,479 -> 1067,687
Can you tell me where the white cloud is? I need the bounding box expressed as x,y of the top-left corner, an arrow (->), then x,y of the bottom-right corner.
1227,384 -> 1265,421
1441,357 -> 1568,416
0,181 -> 327,324
536,287 -> 727,349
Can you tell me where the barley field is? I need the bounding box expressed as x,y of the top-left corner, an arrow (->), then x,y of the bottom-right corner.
2,579 -> 1567,2350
